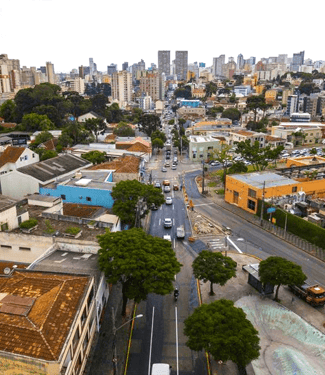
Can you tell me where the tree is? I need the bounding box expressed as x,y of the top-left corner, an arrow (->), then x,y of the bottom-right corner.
192,251 -> 237,295
184,299 -> 260,374
111,180 -> 165,226
39,149 -> 58,161
152,138 -> 164,149
98,228 -> 182,315
222,108 -> 241,122
0,100 -> 17,122
310,147 -> 317,155
105,102 -> 123,123
259,256 -> 307,301
246,95 -> 266,123
33,104 -> 62,127
151,130 -> 166,143
229,161 -> 248,174
20,113 -> 55,132
113,121 -> 135,137
174,86 -> 192,99
90,94 -> 108,116
81,150 -> 106,164
178,118 -> 186,126
235,140 -> 270,171
84,118 -> 106,142
211,145 -> 232,189
168,119 -> 175,125
139,114 -> 160,136
57,132 -> 73,149
30,131 -> 53,150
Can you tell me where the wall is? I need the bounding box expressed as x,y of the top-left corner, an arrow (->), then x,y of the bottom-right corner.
40,184 -> 114,209
0,205 -> 29,231
113,172 -> 139,182
1,171 -> 40,199
0,232 -> 54,263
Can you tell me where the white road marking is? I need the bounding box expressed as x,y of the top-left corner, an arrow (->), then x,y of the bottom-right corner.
195,203 -> 216,207
159,219 -> 161,225
173,238 -> 176,248
160,205 -> 162,210
173,218 -> 175,226
172,204 -> 174,210
226,236 -> 242,254
175,306 -> 179,375
148,306 -> 155,375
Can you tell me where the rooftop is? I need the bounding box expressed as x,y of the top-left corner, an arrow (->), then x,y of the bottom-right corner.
232,172 -> 297,189
88,154 -> 140,174
189,135 -> 220,143
0,270 -> 89,361
0,195 -> 20,212
0,146 -> 25,168
17,154 -> 92,182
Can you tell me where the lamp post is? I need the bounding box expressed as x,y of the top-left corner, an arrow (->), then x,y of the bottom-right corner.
112,307 -> 143,375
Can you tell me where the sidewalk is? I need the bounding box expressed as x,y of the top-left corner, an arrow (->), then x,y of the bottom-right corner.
84,284 -> 135,375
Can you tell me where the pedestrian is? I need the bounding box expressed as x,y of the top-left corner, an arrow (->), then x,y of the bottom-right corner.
291,296 -> 295,304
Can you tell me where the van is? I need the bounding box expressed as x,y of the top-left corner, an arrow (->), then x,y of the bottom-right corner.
152,363 -> 171,375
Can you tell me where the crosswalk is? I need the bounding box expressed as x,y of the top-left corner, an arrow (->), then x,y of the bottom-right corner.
207,238 -> 225,250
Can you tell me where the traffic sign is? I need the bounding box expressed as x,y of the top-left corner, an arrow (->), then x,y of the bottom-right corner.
267,207 -> 276,213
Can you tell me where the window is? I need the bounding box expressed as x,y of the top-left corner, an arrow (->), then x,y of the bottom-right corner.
81,308 -> 87,327
86,197 -> 91,202
233,191 -> 239,204
1,244 -> 12,249
192,154 -> 196,159
87,287 -> 94,311
19,247 -> 31,251
73,328 -> 80,351
248,188 -> 256,198
199,154 -> 203,158
247,199 -> 256,211
61,194 -> 66,200
25,155 -> 28,160
32,153 -> 35,158
207,146 -> 213,150
292,186 -> 297,193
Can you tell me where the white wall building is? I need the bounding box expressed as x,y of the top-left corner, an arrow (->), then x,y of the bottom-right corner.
111,70 -> 133,108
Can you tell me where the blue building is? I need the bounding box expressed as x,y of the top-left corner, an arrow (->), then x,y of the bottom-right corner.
40,170 -> 115,209
180,100 -> 201,108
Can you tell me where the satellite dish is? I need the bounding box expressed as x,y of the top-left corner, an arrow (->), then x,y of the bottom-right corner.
3,267 -> 10,275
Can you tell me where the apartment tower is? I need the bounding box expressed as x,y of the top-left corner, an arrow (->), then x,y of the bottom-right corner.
46,61 -> 55,84
158,51 -> 170,76
111,70 -> 133,108
175,51 -> 188,81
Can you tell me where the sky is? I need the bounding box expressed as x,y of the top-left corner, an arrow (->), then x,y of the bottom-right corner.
1,0 -> 325,73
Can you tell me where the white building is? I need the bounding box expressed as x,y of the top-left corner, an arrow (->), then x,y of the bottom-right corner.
139,95 -> 152,110
188,135 -> 221,161
111,70 -> 133,108
0,146 -> 39,175
0,195 -> 29,231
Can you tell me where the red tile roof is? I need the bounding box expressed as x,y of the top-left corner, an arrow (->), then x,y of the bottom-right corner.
0,270 -> 89,361
88,154 -> 140,173
0,146 -> 25,168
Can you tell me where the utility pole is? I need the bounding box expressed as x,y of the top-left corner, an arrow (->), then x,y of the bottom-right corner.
260,181 -> 265,226
202,160 -> 205,194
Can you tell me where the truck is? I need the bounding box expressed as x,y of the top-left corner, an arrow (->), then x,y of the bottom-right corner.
288,283 -> 325,307
165,143 -> 172,151
176,225 -> 185,239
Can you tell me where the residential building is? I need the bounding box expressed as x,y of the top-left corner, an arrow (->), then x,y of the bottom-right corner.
88,154 -> 142,182
185,119 -> 232,136
122,62 -> 128,71
222,60 -> 237,79
0,154 -> 92,199
237,54 -> 244,69
139,94 -> 152,110
213,55 -> 225,77
158,51 -> 170,76
79,65 -> 85,78
107,64 -> 117,75
176,106 -> 206,119
175,51 -> 188,81
139,71 -> 163,101
271,123 -> 324,145
111,71 -> 133,108
131,59 -> 146,81
0,135 -> 13,151
188,135 -> 221,161
0,267 -> 96,375
40,170 -> 115,209
286,95 -> 299,116
192,88 -> 205,98
180,99 -> 200,108
0,146 -> 39,175
290,112 -> 311,122
115,136 -> 152,155
228,130 -> 267,148
0,64 -> 11,94
265,89 -> 277,104
234,85 -> 252,96
46,61 -> 55,84
61,77 -> 85,94
277,54 -> 288,64
0,195 -> 29,231
77,111 -> 106,123
291,51 -> 305,71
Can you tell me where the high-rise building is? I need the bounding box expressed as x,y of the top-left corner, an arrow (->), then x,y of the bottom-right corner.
237,54 -> 244,69
46,61 -> 55,84
111,70 -> 133,107
0,65 -> 11,93
132,59 -> 146,81
89,58 -> 95,75
122,62 -> 128,71
212,55 -> 225,77
291,51 -> 304,71
158,51 -> 170,76
107,64 -> 117,75
139,71 -> 164,101
79,65 -> 85,78
277,54 -> 288,64
286,95 -> 299,116
175,51 -> 188,81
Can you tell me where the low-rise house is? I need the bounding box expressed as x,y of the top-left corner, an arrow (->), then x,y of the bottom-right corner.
272,122 -> 325,145
0,154 -> 92,199
115,136 -> 152,156
0,195 -> 29,231
228,130 -> 267,148
88,154 -> 141,182
0,146 -> 39,175
77,111 -> 107,124
176,106 -> 206,119
186,119 -> 233,136
265,135 -> 286,148
0,267 -> 96,375
40,169 -> 115,209
0,135 -> 13,151
188,135 -> 221,162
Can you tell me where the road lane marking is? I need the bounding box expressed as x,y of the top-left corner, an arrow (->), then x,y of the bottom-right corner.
175,306 -> 179,375
226,236 -> 243,254
173,238 -> 176,248
173,218 -> 175,226
159,219 -> 161,225
172,204 -> 174,210
148,306 -> 155,375
194,203 -> 216,207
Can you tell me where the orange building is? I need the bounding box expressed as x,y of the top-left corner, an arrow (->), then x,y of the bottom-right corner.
265,89 -> 277,104
225,171 -> 325,214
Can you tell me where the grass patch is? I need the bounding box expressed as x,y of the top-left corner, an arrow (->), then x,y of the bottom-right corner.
216,189 -> 225,195
65,227 -> 81,235
20,218 -> 38,229
207,181 -> 217,187
44,219 -> 55,234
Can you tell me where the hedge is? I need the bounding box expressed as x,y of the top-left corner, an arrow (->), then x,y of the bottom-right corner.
257,200 -> 325,249
19,218 -> 38,229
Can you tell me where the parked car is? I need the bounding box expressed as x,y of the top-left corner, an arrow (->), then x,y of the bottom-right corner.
161,167 -> 167,172
171,165 -> 177,170
173,184 -> 179,191
164,185 -> 171,193
165,197 -> 172,205
164,218 -> 172,228
154,182 -> 161,188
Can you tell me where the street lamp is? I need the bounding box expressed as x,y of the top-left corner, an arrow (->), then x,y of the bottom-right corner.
112,308 -> 143,375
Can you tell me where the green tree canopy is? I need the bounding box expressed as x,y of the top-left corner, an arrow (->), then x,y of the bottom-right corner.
259,256 -> 307,301
113,121 -> 135,137
246,95 -> 266,122
139,114 -> 161,136
152,138 -> 164,149
151,130 -> 166,143
235,140 -> 269,171
184,299 -> 260,373
84,118 -> 106,142
174,86 -> 192,99
222,108 -> 241,122
0,100 -> 17,122
211,145 -> 232,189
111,179 -> 165,226
20,113 -> 55,132
31,131 -> 53,150
81,150 -> 106,164
105,102 -> 123,123
192,251 -> 237,295
33,104 -> 62,127
38,149 -> 58,161
90,94 -> 109,116
98,228 -> 182,315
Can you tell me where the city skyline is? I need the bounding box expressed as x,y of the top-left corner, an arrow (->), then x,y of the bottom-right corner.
1,0 -> 325,72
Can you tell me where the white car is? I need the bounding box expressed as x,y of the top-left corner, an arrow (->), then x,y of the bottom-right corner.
165,197 -> 172,205
164,218 -> 172,228
164,186 -> 171,193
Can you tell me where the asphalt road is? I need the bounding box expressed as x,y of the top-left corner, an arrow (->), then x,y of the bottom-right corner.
127,151 -> 207,375
184,170 -> 325,288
